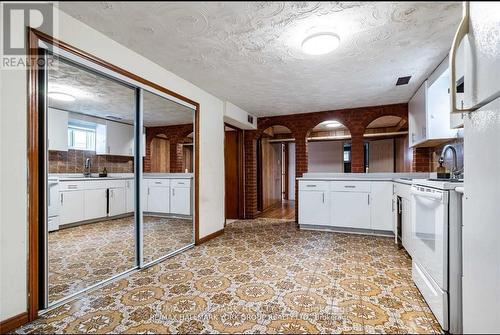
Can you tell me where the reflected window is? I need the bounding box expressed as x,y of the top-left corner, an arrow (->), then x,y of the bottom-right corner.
67,120 -> 96,150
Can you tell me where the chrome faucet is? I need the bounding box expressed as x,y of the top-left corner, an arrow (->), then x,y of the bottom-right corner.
439,145 -> 463,179
84,158 -> 92,177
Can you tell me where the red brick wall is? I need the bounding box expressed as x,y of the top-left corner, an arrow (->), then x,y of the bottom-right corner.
243,103 -> 412,219
412,147 -> 432,172
144,124 -> 193,173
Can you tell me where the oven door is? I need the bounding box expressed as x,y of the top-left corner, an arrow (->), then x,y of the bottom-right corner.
410,185 -> 448,290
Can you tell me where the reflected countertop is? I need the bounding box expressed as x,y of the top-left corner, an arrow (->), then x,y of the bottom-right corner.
143,173 -> 193,179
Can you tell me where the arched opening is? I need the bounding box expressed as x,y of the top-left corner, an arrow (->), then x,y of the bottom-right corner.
256,125 -> 295,219
363,116 -> 410,173
182,132 -> 194,173
307,120 -> 353,172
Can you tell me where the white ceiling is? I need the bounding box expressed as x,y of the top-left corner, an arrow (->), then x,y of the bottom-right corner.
48,56 -> 194,126
58,2 -> 461,117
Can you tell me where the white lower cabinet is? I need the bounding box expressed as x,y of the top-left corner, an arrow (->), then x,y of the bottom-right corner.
84,188 -> 108,220
330,191 -> 370,229
60,190 -> 85,225
147,184 -> 170,213
370,182 -> 394,231
171,186 -> 191,215
126,179 -> 135,213
299,190 -> 329,225
401,198 -> 412,254
299,179 -> 397,234
109,187 -> 126,216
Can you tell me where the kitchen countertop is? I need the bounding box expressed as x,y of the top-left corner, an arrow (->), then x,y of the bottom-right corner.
51,173 -> 193,181
143,173 -> 193,179
297,173 -> 430,182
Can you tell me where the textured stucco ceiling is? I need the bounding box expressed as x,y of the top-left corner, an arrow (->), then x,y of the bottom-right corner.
48,57 -> 194,126
57,1 -> 461,117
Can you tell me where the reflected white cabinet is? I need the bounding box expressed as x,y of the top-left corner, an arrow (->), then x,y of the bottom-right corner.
370,182 -> 393,231
147,179 -> 170,213
60,190 -> 85,225
298,181 -> 330,226
96,120 -> 134,156
170,179 -> 191,215
126,179 -> 135,213
109,187 -> 126,216
330,191 -> 370,229
171,187 -> 191,215
84,188 -> 108,220
48,108 -> 68,151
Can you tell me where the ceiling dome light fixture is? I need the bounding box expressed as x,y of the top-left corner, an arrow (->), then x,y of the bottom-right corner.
324,120 -> 342,128
48,92 -> 76,102
302,33 -> 340,56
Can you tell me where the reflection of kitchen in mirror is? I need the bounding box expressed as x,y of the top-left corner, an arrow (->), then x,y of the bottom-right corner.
142,90 -> 194,265
46,55 -> 137,305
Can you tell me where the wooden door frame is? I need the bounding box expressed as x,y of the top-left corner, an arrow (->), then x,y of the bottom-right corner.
224,123 -> 245,220
26,28 -> 201,322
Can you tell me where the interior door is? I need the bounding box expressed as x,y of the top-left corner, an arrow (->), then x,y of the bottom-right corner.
150,137 -> 170,172
225,129 -> 239,219
261,139 -> 282,210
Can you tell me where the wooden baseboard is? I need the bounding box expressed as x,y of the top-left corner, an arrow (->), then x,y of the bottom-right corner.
0,312 -> 29,334
196,228 -> 224,245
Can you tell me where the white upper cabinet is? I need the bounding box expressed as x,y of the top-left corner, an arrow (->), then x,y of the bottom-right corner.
96,120 -> 134,156
450,42 -> 465,129
409,56 -> 459,147
48,108 -> 68,151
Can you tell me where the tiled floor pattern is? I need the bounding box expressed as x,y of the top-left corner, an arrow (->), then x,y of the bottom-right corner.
22,218 -> 442,334
48,216 -> 193,303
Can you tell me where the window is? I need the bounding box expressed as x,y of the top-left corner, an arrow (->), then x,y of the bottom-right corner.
68,120 -> 96,151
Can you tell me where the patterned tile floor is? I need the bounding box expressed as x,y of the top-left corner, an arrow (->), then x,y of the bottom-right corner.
48,216 -> 193,303
21,218 -> 442,334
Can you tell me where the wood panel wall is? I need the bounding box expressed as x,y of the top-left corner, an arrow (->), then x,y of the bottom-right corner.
368,139 -> 395,173
261,139 -> 282,210
182,145 -> 194,173
150,137 -> 170,172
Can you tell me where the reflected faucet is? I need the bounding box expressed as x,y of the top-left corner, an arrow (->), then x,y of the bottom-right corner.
439,145 -> 463,179
84,158 -> 91,177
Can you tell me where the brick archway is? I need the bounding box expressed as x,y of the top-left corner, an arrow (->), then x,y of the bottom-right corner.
144,124 -> 193,173
243,103 -> 409,220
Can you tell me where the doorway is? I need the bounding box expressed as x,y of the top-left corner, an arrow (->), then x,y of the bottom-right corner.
224,124 -> 244,220
256,126 -> 295,220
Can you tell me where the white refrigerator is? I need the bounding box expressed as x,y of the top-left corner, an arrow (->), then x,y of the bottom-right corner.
450,2 -> 500,333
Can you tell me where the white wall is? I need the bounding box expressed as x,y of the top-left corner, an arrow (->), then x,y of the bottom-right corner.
0,7 -> 228,321
288,143 -> 296,200
224,101 -> 256,130
308,141 -> 344,173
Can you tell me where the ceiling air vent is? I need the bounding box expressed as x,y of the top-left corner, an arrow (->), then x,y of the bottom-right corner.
247,115 -> 254,124
396,76 -> 411,86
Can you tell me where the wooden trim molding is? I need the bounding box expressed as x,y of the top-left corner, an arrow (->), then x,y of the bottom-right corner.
27,27 -> 201,323
0,312 -> 29,334
196,228 -> 224,245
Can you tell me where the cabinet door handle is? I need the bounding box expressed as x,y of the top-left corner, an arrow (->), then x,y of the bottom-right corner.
367,194 -> 370,205
147,187 -> 150,195
322,192 -> 325,203
344,185 -> 356,189
306,185 -> 316,188
60,193 -> 63,204
173,188 -> 175,197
